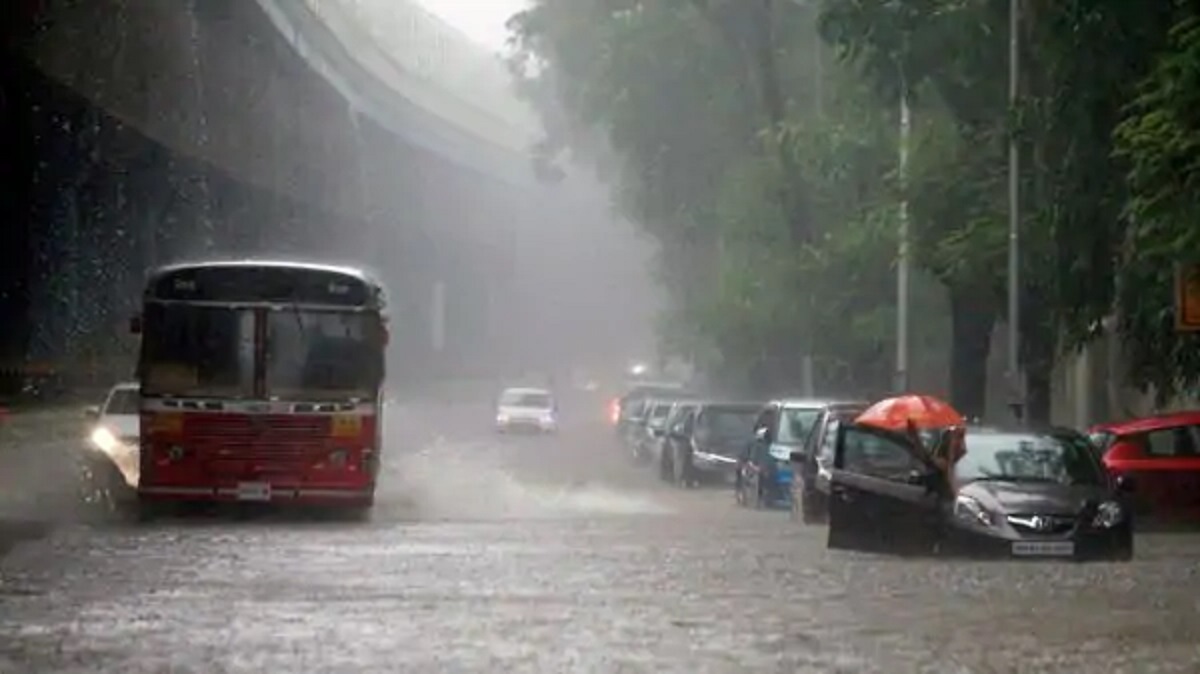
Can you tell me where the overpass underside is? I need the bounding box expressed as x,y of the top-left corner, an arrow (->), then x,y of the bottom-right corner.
0,0 -> 531,397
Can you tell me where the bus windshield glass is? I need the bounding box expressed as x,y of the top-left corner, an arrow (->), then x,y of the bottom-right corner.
265,309 -> 382,400
141,304 -> 256,398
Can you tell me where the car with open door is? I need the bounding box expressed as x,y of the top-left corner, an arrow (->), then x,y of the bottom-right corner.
789,401 -> 868,523
827,423 -> 1135,561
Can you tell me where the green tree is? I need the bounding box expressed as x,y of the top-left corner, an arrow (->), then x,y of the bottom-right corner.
508,0 -> 920,396
820,0 -> 1011,417
1114,7 -> 1200,401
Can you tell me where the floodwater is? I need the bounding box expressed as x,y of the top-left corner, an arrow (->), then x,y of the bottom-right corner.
2,392 -> 1199,672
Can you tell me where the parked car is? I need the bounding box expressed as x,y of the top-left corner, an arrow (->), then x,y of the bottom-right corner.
610,381 -> 686,429
659,401 -> 760,486
632,399 -> 677,463
1089,411 -> 1200,520
790,401 -> 870,523
827,423 -> 1134,560
735,399 -> 829,509
653,399 -> 701,481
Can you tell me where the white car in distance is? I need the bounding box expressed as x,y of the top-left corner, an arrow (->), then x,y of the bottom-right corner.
83,381 -> 140,488
495,387 -> 558,434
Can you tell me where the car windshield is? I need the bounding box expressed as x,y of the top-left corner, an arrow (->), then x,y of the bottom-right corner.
264,309 -> 383,401
500,391 -> 552,408
104,389 -> 139,415
955,433 -> 1107,486
697,407 -> 757,441
777,407 -> 821,444
140,304 -> 255,398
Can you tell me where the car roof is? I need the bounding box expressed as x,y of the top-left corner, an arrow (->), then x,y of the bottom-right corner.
962,424 -> 1085,438
1091,410 -> 1200,435
696,400 -> 763,409
773,398 -> 867,410
501,387 -> 551,395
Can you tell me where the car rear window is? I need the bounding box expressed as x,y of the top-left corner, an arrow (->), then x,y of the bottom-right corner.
500,391 -> 552,408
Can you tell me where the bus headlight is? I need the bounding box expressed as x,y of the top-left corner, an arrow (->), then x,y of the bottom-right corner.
329,449 -> 348,467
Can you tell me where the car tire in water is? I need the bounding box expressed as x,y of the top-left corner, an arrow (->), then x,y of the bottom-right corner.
800,484 -> 827,525
658,451 -> 673,482
672,448 -> 693,488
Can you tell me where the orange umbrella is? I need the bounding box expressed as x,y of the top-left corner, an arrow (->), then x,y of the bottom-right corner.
855,394 -> 965,432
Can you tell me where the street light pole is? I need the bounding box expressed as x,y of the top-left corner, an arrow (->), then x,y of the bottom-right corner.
896,77 -> 911,394
1007,0 -> 1024,422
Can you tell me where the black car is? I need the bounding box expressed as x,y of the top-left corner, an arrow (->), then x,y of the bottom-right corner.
825,423 -> 1135,560
612,382 -> 686,436
659,401 -> 760,487
790,401 -> 869,523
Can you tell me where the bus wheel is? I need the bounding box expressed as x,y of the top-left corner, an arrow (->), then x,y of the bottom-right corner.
134,498 -> 166,523
344,504 -> 373,522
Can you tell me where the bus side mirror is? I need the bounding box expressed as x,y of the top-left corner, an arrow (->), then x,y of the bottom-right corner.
129,315 -> 142,334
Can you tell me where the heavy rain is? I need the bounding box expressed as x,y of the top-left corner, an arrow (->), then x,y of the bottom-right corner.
3,0 -> 1200,672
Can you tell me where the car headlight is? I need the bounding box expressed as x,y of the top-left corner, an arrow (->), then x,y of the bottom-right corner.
1092,501 -> 1124,529
90,427 -> 118,453
496,413 -> 509,424
954,494 -> 995,528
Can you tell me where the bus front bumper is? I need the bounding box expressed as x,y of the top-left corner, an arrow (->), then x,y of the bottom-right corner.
138,484 -> 374,506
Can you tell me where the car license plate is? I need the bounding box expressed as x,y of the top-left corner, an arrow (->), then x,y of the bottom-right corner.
236,482 -> 271,502
1011,540 -> 1074,557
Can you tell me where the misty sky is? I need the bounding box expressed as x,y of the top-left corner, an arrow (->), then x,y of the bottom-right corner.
415,0 -> 528,50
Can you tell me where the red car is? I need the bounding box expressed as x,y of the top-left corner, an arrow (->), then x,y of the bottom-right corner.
1089,411 -> 1200,520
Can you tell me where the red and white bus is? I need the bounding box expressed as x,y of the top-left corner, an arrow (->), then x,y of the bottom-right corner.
132,260 -> 387,514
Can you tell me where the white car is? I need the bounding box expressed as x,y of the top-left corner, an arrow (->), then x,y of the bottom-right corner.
83,382 -> 140,488
495,387 -> 558,434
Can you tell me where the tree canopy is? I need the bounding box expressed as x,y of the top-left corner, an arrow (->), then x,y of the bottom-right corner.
507,0 -> 1200,414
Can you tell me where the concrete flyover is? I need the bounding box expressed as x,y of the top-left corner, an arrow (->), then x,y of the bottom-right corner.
0,0 -> 539,396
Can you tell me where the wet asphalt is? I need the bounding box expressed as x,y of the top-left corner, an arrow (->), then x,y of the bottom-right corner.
3,395 -> 1200,672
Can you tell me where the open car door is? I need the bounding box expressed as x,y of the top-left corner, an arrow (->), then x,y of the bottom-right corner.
826,423 -> 943,555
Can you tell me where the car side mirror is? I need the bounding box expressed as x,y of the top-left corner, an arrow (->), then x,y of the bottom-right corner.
650,428 -> 664,438
789,450 -> 805,463
1115,474 -> 1135,493
84,405 -> 100,420
754,427 -> 769,443
669,424 -> 686,439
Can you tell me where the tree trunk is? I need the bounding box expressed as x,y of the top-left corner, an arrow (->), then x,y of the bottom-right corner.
1025,366 -> 1052,424
948,288 -> 995,420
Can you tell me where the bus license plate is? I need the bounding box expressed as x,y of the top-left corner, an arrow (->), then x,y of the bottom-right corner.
1011,541 -> 1074,557
236,482 -> 271,502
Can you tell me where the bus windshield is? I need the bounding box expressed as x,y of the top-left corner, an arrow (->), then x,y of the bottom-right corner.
141,304 -> 255,398
265,309 -> 383,400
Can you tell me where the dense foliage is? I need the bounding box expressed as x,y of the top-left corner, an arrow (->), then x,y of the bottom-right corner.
508,0 -> 1200,415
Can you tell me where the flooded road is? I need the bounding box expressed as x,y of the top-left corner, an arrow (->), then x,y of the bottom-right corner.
3,396 -> 1200,672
